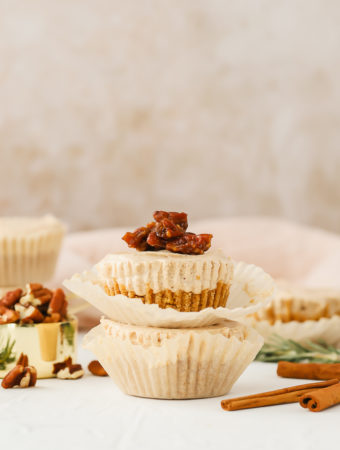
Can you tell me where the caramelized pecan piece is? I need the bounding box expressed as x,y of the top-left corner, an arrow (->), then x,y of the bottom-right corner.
122,222 -> 155,251
146,231 -> 167,249
166,233 -> 213,255
153,211 -> 188,231
122,211 -> 212,254
154,218 -> 185,239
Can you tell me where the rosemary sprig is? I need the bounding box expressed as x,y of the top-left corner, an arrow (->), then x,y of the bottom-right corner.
256,334 -> 340,363
0,337 -> 16,370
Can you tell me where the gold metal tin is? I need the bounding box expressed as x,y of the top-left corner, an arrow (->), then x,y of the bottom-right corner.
0,317 -> 77,379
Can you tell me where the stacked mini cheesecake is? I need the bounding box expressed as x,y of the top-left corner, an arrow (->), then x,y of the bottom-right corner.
66,211 -> 270,399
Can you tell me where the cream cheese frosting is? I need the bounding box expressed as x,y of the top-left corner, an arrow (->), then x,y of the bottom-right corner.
102,318 -> 248,345
95,249 -> 233,295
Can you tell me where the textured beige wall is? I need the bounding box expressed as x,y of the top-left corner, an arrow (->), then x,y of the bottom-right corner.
0,1 -> 340,232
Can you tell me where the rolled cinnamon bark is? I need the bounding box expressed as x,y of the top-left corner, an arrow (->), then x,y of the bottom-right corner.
299,383 -> 340,412
277,361 -> 340,380
221,379 -> 338,411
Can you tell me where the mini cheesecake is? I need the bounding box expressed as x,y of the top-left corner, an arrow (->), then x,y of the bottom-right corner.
0,215 -> 65,285
83,319 -> 263,399
95,249 -> 233,312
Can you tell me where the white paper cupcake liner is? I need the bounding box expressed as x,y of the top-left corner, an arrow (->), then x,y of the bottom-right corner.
83,319 -> 263,399
64,261 -> 276,328
0,229 -> 64,286
244,315 -> 340,347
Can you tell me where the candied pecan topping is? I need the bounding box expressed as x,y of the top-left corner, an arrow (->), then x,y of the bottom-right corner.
122,211 -> 212,255
153,211 -> 188,232
122,223 -> 155,251
166,233 -> 212,255
146,231 -> 167,249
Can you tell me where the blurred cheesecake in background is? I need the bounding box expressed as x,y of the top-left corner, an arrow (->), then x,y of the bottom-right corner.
247,282 -> 340,346
0,215 -> 65,286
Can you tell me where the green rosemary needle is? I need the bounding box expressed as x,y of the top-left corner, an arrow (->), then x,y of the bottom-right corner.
256,334 -> 340,363
0,337 -> 16,370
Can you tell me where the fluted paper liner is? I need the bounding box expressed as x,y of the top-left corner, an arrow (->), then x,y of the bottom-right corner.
244,315 -> 340,347
64,261 -> 276,328
0,226 -> 64,286
83,319 -> 264,399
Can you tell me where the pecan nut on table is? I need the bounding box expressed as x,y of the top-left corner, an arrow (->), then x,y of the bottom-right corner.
88,360 -> 108,377
122,211 -> 212,255
53,357 -> 84,380
0,284 -> 68,325
1,353 -> 37,389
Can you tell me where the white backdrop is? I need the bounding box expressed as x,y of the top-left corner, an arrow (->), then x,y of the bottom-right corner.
0,1 -> 339,232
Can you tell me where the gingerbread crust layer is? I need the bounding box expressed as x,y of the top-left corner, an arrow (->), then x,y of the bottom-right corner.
104,281 -> 230,312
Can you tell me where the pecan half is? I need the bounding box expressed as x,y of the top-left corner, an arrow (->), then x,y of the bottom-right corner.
48,289 -> 67,318
0,305 -> 20,324
1,365 -> 25,388
15,304 -> 44,324
52,357 -> 73,374
17,353 -> 29,367
53,357 -> 84,379
20,283 -> 53,307
0,288 -> 22,308
29,283 -> 53,305
1,354 -> 37,389
88,360 -> 108,377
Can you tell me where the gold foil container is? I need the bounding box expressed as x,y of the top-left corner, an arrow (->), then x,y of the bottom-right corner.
0,317 -> 77,379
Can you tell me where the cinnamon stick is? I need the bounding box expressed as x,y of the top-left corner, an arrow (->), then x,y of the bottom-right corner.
299,383 -> 340,412
277,361 -> 340,380
221,379 -> 338,411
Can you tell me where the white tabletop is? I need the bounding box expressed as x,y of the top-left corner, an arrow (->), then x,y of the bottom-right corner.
1,333 -> 337,450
